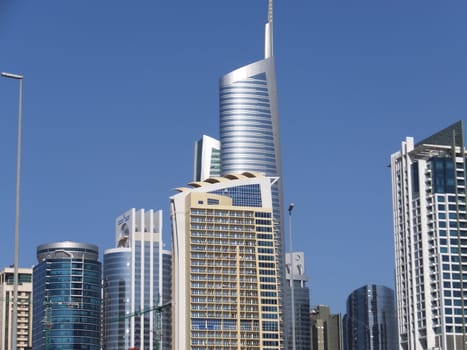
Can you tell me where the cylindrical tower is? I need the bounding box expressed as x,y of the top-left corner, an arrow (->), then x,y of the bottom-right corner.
32,241 -> 101,350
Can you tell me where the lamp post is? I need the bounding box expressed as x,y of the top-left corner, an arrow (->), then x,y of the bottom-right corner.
288,203 -> 296,350
2,71 -> 24,350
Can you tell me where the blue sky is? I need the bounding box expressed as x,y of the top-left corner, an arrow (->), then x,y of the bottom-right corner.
1,1 -> 466,314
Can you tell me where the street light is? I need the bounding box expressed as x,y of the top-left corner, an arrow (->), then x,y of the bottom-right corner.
2,71 -> 24,350
288,203 -> 296,350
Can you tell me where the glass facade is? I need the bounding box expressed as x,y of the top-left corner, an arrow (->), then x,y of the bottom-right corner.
219,9 -> 285,339
103,248 -> 131,350
104,209 -> 170,350
32,242 -> 101,350
344,284 -> 397,350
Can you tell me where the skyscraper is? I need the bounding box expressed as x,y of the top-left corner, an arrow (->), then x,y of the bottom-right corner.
219,2 -> 286,344
194,135 -> 221,181
310,305 -> 343,350
32,241 -> 101,350
170,172 -> 283,350
219,0 -> 284,271
390,120 -> 467,349
0,267 -> 33,350
285,252 -> 311,350
102,208 -> 171,350
344,284 -> 397,350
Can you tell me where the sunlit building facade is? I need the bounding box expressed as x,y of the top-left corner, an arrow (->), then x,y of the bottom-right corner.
32,241 -> 101,350
219,2 -> 285,296
0,267 -> 33,350
171,172 -> 283,350
390,121 -> 467,349
194,135 -> 221,181
103,208 -> 171,350
310,305 -> 343,350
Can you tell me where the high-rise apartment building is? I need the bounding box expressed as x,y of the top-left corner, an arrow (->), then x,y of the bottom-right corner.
0,267 -> 33,350
390,120 -> 467,349
219,0 -> 285,273
344,284 -> 397,350
32,241 -> 101,350
285,252 -> 311,350
310,305 -> 343,350
102,208 -> 171,350
170,172 -> 283,350
194,135 -> 221,181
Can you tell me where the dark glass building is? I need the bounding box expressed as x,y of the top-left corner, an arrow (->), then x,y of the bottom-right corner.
32,241 -> 101,350
284,252 -> 311,350
344,284 -> 397,350
102,248 -> 131,350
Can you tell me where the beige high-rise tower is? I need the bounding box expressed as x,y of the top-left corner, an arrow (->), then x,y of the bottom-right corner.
170,172 -> 282,350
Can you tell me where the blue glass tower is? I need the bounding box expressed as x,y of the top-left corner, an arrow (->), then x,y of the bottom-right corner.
32,241 -> 101,350
102,209 -> 171,350
103,248 -> 131,350
344,284 -> 397,350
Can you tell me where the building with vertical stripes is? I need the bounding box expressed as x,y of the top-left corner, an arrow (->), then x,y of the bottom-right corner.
102,208 -> 171,350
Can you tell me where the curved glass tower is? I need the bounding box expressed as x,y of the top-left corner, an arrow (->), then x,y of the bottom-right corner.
32,241 -> 101,350
103,248 -> 131,350
344,284 -> 397,350
219,0 -> 285,301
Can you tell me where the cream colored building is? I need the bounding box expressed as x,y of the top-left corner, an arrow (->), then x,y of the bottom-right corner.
0,267 -> 33,350
170,172 -> 282,350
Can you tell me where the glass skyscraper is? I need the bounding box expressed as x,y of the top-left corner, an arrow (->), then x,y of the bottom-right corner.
344,284 -> 397,350
390,120 -> 467,349
170,172 -> 283,350
219,0 -> 284,274
102,208 -> 171,350
103,247 -> 131,350
31,241 -> 101,350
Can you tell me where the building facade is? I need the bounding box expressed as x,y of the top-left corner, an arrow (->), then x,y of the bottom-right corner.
344,284 -> 397,350
285,252 -> 311,350
0,267 -> 33,350
219,1 -> 285,292
219,1 -> 287,342
194,135 -> 221,181
170,172 -> 283,350
310,305 -> 343,350
32,241 -> 101,350
390,120 -> 467,349
102,208 -> 171,350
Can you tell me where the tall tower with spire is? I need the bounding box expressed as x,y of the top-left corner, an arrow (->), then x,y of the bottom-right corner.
219,2 -> 285,323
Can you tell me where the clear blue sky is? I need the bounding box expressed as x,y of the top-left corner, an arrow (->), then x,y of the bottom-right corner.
1,0 -> 466,314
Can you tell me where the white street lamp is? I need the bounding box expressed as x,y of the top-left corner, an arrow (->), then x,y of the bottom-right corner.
288,203 -> 296,350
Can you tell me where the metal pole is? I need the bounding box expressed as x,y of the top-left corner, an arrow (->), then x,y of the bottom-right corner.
1,71 -> 24,350
288,203 -> 296,350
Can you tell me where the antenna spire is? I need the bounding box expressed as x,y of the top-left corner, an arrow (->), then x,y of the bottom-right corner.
268,0 -> 273,23
264,0 -> 274,58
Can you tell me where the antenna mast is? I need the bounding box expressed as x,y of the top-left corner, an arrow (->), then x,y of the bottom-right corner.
264,0 -> 274,58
